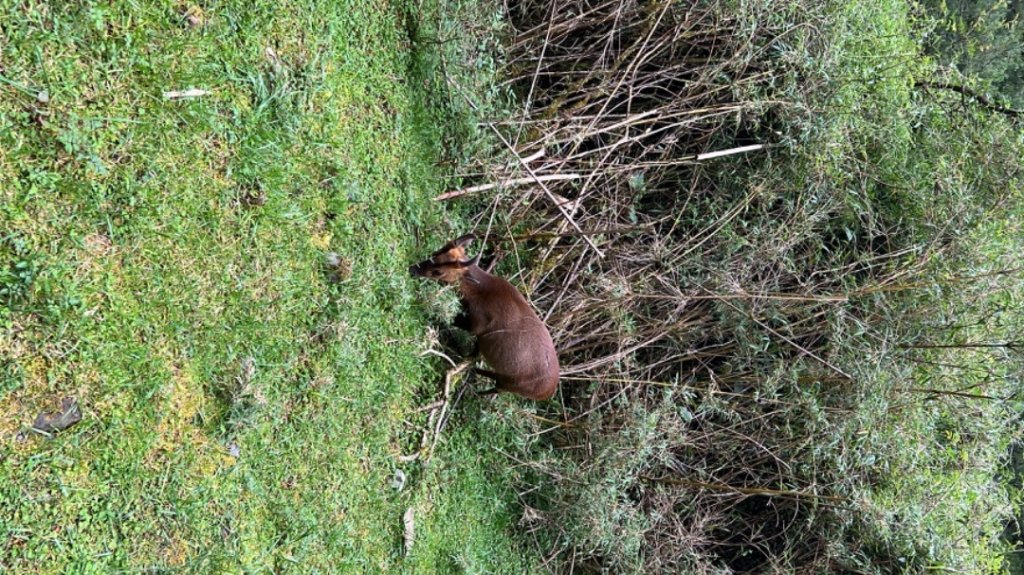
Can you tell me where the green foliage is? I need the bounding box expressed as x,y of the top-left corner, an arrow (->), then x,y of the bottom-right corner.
0,236 -> 38,308
725,0 -> 1024,562
919,0 -> 1024,107
478,0 -> 1024,572
0,0 -> 538,572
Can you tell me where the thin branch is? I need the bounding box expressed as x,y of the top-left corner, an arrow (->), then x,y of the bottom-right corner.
643,475 -> 848,503
434,173 -> 582,201
696,144 -> 765,160
901,388 -> 1004,401
899,341 -> 1019,350
703,287 -> 854,381
917,81 -> 1023,120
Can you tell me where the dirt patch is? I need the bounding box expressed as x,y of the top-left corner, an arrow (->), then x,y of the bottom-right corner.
76,232 -> 119,279
146,358 -> 230,476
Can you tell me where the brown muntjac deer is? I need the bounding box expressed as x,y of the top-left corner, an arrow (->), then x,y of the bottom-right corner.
409,233 -> 559,401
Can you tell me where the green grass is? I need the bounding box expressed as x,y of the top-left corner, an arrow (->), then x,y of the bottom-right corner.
0,0 -> 536,572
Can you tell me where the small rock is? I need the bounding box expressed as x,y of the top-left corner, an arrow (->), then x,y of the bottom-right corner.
32,397 -> 81,434
227,442 -> 241,458
36,91 -> 49,104
183,5 -> 204,28
323,252 -> 352,281
391,469 -> 407,491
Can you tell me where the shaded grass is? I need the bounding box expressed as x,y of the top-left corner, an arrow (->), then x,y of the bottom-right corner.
0,0 -> 537,572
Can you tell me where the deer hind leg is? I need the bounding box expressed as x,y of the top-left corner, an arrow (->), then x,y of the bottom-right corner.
474,368 -> 514,396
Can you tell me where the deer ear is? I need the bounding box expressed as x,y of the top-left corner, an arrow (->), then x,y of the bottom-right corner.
453,233 -> 477,249
430,233 -> 475,257
457,253 -> 481,268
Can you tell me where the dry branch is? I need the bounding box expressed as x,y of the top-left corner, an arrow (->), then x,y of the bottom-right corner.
434,173 -> 582,201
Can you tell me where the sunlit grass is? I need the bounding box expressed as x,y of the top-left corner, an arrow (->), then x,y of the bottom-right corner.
0,1 -> 536,572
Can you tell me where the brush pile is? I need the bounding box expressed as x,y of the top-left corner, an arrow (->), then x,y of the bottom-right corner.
443,0 -> 1021,572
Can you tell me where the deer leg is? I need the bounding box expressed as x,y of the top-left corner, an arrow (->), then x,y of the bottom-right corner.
473,368 -> 505,396
474,368 -> 502,381
453,309 -> 472,331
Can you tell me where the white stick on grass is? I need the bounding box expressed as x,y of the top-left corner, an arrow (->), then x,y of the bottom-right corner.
163,88 -> 210,100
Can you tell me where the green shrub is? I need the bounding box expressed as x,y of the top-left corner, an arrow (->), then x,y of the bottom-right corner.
919,0 -> 1024,107
458,0 -> 1024,572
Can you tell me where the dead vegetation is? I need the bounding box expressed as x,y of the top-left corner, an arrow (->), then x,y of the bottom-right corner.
439,0 -> 1023,572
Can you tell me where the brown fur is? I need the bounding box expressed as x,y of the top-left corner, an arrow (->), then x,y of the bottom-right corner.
409,234 -> 559,400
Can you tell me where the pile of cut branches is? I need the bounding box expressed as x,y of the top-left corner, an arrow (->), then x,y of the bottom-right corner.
440,0 -> 1022,572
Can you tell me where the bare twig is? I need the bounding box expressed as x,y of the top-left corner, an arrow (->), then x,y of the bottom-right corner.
434,173 -> 582,201
702,286 -> 854,380
696,144 -> 765,161
444,74 -> 605,257
644,476 -> 848,503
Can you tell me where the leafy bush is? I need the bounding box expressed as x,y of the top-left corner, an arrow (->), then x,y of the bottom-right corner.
919,0 -> 1024,107
448,0 -> 1024,572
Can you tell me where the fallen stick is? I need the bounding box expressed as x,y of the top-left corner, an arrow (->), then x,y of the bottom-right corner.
163,88 -> 210,100
696,144 -> 764,161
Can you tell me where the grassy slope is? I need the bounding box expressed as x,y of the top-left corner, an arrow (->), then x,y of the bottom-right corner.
0,1 -> 534,572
